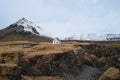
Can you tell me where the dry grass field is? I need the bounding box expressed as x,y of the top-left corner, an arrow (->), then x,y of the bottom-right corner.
0,41 -> 37,46
0,41 -> 119,80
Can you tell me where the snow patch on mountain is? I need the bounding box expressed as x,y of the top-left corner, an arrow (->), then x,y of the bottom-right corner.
85,33 -> 107,41
65,33 -> 107,41
16,17 -> 53,38
14,18 -> 120,41
64,33 -> 120,41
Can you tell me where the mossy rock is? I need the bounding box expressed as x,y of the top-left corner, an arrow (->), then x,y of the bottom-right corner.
99,67 -> 120,80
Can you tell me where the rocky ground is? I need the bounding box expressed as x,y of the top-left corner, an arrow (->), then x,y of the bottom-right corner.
0,41 -> 120,80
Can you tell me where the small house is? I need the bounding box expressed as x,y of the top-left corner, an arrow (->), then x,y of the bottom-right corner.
52,38 -> 61,44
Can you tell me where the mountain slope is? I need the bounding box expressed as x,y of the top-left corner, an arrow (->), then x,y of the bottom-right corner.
0,18 -> 53,42
64,33 -> 120,41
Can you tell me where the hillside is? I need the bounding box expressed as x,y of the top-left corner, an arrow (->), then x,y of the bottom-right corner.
0,18 -> 53,42
0,41 -> 119,80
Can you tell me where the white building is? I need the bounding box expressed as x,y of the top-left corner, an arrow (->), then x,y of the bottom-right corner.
52,38 -> 61,44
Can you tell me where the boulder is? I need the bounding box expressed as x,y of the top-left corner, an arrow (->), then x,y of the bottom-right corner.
99,67 -> 120,80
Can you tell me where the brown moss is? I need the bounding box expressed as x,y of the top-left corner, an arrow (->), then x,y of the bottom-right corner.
105,43 -> 120,55
99,67 -> 120,80
23,42 -> 80,58
0,63 -> 16,79
99,56 -> 110,64
0,41 -> 37,46
21,76 -> 62,80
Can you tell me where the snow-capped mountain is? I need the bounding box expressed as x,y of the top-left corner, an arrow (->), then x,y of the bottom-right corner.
15,17 -> 53,38
64,33 -> 120,41
83,33 -> 107,41
0,17 -> 119,41
0,18 -> 53,41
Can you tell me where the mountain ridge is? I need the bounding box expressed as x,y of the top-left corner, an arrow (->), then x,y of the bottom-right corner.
64,33 -> 120,41
0,18 -> 53,42
0,18 -> 120,41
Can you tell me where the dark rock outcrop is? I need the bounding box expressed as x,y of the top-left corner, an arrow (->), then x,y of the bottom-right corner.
80,44 -> 105,58
7,50 -> 83,80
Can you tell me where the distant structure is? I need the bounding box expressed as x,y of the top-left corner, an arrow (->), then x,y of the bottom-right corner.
52,38 -> 61,44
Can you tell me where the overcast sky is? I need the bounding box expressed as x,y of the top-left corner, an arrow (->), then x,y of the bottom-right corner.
0,0 -> 120,38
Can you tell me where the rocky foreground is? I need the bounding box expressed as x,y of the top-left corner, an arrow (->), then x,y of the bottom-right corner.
0,41 -> 120,80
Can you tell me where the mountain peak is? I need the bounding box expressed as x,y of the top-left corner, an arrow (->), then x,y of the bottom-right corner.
14,18 -> 53,38
21,17 -> 26,20
0,18 -> 53,41
16,17 -> 33,27
20,17 -> 28,22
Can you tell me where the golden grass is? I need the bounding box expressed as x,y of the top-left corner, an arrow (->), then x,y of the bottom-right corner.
0,41 -> 37,46
21,76 -> 62,80
99,67 -> 120,80
0,46 -> 23,54
0,63 -> 17,80
24,42 -> 81,58
0,41 -> 86,59
105,43 -> 120,54
0,46 -> 24,64
0,42 -> 81,60
63,41 -> 91,46
0,63 -> 17,67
